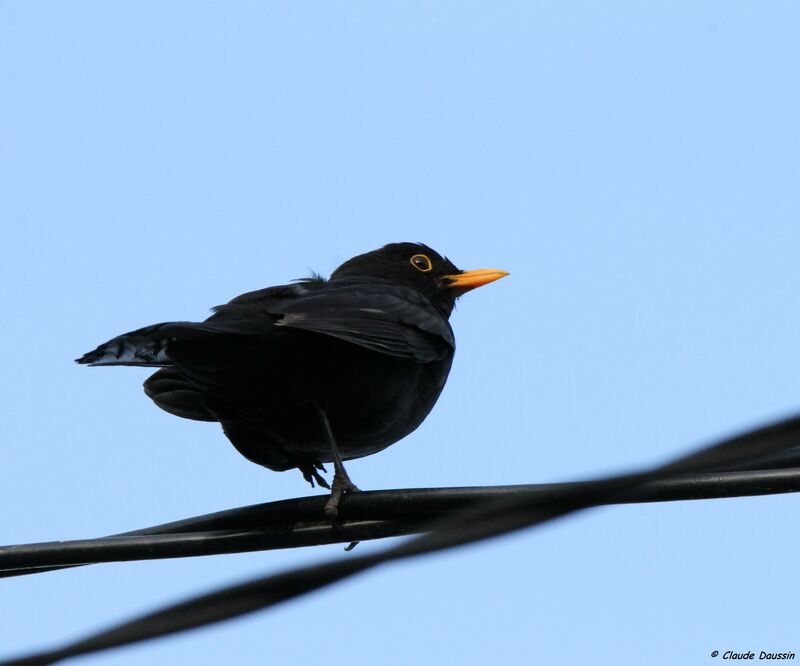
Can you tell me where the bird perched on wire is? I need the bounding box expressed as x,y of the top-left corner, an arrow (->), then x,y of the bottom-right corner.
77,242 -> 508,518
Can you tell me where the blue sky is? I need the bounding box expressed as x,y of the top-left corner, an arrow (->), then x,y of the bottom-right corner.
1,2 -> 799,664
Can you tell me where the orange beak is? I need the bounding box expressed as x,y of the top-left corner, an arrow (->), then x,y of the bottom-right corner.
443,268 -> 509,294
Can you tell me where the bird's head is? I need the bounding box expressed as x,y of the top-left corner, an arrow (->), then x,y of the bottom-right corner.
330,242 -> 508,316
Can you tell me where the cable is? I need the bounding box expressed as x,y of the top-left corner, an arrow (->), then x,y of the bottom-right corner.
2,414 -> 800,665
1,467 -> 799,577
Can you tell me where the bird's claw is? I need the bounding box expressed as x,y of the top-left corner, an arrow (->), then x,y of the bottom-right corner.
301,463 -> 330,490
324,474 -> 360,524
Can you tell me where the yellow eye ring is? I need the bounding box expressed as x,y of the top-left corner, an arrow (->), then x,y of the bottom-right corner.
410,253 -> 433,272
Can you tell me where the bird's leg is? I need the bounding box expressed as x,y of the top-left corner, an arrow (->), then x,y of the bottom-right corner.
313,404 -> 360,522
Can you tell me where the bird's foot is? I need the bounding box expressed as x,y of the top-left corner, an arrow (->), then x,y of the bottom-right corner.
300,462 -> 330,490
323,468 -> 360,524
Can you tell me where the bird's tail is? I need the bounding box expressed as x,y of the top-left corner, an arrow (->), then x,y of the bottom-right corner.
75,322 -> 188,367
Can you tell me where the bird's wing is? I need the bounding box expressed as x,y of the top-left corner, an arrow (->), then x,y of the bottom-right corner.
202,282 -> 321,333
76,281 -> 452,366
265,284 -> 454,362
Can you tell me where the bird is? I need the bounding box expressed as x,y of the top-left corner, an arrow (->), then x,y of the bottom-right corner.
77,242 -> 508,518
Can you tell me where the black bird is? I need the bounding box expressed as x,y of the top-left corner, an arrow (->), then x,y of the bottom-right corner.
77,243 -> 508,517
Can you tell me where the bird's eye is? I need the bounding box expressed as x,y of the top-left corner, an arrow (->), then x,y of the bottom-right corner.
410,254 -> 433,272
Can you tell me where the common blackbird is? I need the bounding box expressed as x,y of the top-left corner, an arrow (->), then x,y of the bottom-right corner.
77,242 -> 508,517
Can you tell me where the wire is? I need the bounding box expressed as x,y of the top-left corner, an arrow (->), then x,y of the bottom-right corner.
1,467 -> 799,578
3,414 -> 800,665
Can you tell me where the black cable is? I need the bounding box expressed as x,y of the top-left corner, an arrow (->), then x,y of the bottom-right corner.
2,413 -> 800,665
1,467 -> 799,577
